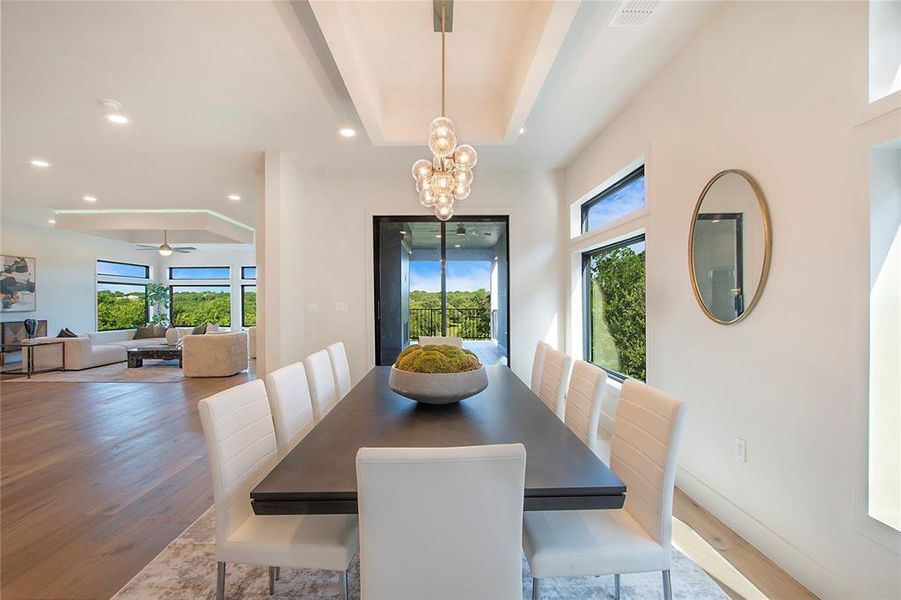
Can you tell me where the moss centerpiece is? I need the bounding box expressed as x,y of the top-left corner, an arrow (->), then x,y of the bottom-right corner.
388,344 -> 488,404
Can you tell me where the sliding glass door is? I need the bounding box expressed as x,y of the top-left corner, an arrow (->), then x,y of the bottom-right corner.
374,216 -> 509,367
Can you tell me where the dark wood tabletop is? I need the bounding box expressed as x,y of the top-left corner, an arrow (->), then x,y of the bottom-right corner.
251,365 -> 625,515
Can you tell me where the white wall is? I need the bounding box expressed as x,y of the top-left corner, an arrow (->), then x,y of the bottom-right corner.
259,164 -> 564,387
0,221 -> 160,334
563,2 -> 900,598
159,244 -> 255,330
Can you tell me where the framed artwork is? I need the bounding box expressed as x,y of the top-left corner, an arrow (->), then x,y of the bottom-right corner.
1,256 -> 36,312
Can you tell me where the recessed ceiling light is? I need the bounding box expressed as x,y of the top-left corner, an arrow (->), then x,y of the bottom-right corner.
48,219 -> 56,224
100,99 -> 129,125
83,195 -> 97,202
399,230 -> 407,235
519,127 -> 526,135
435,234 -> 442,239
106,113 -> 130,125
338,127 -> 356,138
454,244 -> 461,248
30,159 -> 50,168
228,194 -> 242,201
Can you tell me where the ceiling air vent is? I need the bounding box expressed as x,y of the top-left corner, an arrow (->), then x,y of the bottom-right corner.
608,0 -> 660,27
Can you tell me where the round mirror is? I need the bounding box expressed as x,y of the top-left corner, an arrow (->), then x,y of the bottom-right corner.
688,170 -> 771,324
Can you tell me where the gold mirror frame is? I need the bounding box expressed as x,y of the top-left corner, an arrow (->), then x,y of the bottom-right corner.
688,169 -> 772,325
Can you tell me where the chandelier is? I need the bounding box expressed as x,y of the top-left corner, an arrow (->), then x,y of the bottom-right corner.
410,0 -> 477,221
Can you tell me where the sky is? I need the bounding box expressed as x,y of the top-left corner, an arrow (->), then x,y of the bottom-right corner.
585,173 -> 645,231
410,260 -> 491,293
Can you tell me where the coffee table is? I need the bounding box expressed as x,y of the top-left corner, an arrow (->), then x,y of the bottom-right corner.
127,345 -> 182,368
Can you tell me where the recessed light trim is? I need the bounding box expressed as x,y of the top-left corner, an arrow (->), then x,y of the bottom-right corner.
83,195 -> 98,203
519,127 -> 526,135
30,159 -> 50,168
228,194 -> 242,201
48,219 -> 56,224
338,127 -> 356,138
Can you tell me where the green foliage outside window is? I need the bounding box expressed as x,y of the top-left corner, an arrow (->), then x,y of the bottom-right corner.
588,242 -> 646,381
243,287 -> 256,327
171,288 -> 231,327
97,287 -> 148,331
408,289 -> 491,340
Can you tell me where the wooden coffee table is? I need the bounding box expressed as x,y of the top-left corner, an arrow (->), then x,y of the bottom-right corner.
127,345 -> 183,368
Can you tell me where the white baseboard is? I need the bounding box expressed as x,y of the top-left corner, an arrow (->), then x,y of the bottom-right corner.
676,467 -> 840,598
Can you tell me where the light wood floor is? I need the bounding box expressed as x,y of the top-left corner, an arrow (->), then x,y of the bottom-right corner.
1,375 -> 816,600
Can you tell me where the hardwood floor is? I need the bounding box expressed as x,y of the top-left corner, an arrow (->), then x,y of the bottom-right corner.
0,374 -> 252,599
1,374 -> 816,600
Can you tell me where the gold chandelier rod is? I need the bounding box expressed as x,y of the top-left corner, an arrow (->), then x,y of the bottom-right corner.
441,0 -> 446,117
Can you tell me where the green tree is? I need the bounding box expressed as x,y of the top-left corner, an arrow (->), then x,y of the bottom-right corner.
408,289 -> 491,340
171,289 -> 231,327
589,246 -> 646,380
243,288 -> 257,326
97,289 -> 148,331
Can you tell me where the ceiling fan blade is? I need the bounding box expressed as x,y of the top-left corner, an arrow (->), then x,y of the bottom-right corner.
174,248 -> 194,253
135,247 -> 158,251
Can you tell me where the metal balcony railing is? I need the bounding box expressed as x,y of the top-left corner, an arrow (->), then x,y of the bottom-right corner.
409,307 -> 491,341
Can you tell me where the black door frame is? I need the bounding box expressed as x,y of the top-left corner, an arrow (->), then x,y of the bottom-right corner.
373,215 -> 511,367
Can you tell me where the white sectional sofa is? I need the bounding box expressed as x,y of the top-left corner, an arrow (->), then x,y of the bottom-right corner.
28,327 -> 196,371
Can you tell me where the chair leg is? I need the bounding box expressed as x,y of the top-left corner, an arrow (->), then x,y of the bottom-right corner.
275,566 -> 280,581
341,570 -> 349,600
531,577 -> 540,600
662,569 -> 672,600
216,561 -> 226,600
269,566 -> 276,595
614,573 -> 621,600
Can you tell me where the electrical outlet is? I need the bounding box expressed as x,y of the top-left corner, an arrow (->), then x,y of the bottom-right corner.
734,437 -> 748,463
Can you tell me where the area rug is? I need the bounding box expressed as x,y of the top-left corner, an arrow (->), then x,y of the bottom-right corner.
15,361 -> 185,383
113,508 -> 728,599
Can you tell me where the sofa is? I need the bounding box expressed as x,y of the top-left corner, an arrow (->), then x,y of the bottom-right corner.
183,331 -> 248,377
27,327 -> 196,371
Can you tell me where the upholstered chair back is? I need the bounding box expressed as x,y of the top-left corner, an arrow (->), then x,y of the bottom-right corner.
303,349 -> 338,421
198,380 -> 277,544
564,360 -> 607,450
530,341 -> 549,394
356,444 -> 527,600
537,347 -> 573,419
327,341 -> 352,400
611,379 -> 687,547
264,362 -> 315,458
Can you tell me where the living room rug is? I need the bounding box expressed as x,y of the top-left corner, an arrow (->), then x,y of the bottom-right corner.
17,361 -> 185,383
112,508 -> 728,600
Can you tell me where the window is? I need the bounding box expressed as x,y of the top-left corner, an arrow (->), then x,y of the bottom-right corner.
241,266 -> 257,280
168,266 -> 231,280
170,285 -> 231,327
242,285 -> 257,327
96,282 -> 149,331
583,234 -> 646,381
96,260 -> 149,279
581,166 -> 645,233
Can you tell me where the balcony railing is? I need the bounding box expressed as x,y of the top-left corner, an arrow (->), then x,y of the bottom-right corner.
410,307 -> 491,341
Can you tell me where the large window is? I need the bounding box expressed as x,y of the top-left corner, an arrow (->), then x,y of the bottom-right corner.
583,235 -> 646,381
242,285 -> 256,327
97,260 -> 150,279
96,282 -> 149,331
170,285 -> 231,327
169,266 -> 230,280
581,166 -> 645,233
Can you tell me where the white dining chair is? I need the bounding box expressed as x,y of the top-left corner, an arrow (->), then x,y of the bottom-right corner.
418,335 -> 463,347
537,347 -> 573,420
264,362 -> 315,459
563,360 -> 607,457
198,380 -> 358,600
523,379 -> 687,600
530,341 -> 549,394
356,444 -> 527,600
304,349 -> 338,422
327,341 -> 352,400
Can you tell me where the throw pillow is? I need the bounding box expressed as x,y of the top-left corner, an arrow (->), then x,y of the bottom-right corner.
165,327 -> 181,346
133,325 -> 160,339
192,323 -> 208,335
56,328 -> 78,338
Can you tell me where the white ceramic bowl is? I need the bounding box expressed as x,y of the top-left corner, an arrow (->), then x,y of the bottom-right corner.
388,365 -> 488,405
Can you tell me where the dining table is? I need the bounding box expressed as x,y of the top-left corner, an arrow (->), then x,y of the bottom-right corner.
251,365 -> 626,515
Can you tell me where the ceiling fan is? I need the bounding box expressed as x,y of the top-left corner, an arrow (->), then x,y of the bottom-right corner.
136,230 -> 196,256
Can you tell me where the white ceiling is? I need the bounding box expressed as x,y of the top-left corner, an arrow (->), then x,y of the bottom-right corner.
1,0 -> 718,234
